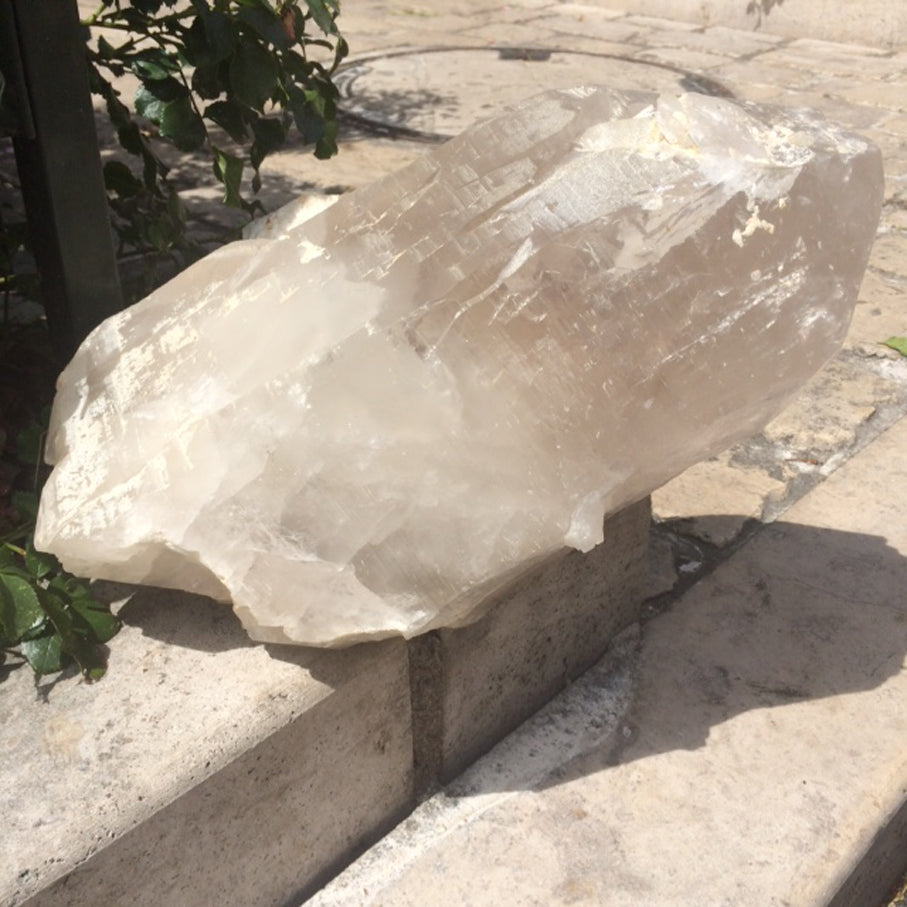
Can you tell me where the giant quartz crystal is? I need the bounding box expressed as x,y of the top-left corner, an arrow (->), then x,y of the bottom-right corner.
35,88 -> 883,646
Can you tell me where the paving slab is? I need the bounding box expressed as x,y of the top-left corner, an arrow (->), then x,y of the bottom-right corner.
331,47 -> 730,141
583,0 -> 905,48
309,414 -> 907,907
652,451 -> 786,546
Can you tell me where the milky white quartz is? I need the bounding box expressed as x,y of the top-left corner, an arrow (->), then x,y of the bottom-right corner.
35,88 -> 883,646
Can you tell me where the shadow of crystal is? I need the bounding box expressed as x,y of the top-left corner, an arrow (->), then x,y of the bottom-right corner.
439,518 -> 907,796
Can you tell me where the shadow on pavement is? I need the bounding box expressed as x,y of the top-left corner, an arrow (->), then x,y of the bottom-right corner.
444,516 -> 907,794
110,512 -> 907,796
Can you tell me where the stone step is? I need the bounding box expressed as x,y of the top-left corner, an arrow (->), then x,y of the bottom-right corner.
1,502 -> 650,906
307,416 -> 907,907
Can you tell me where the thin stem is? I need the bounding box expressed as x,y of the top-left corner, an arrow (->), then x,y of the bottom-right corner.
80,1 -> 108,26
1,649 -> 28,664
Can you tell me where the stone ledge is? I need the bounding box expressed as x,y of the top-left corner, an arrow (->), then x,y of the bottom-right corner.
1,500 -> 650,905
411,497 -> 651,786
2,592 -> 414,907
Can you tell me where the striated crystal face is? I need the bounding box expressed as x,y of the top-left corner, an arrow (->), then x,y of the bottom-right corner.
35,88 -> 883,646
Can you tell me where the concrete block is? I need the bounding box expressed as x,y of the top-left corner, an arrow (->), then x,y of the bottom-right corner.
2,590 -> 413,906
409,497 -> 651,786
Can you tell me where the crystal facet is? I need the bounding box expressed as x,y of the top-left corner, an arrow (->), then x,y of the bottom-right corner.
35,88 -> 883,646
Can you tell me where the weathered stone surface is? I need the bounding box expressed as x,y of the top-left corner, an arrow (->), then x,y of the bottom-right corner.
0,589 -> 413,906
35,87 -> 882,646
652,452 -> 786,545
410,497 -> 650,788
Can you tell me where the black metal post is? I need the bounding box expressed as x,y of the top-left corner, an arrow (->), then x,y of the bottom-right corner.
8,0 -> 122,360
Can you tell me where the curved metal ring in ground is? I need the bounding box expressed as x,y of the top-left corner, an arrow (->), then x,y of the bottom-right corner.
335,45 -> 734,144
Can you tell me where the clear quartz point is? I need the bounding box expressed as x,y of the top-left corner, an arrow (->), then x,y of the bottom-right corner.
35,88 -> 883,646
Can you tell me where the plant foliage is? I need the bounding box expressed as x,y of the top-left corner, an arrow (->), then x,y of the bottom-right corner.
883,336 -> 907,357
84,0 -> 348,257
0,406 -> 120,682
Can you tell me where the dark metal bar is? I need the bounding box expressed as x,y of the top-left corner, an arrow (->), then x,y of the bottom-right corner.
8,0 -> 122,359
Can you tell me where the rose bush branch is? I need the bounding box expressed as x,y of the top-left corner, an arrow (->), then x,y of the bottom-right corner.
84,0 -> 348,258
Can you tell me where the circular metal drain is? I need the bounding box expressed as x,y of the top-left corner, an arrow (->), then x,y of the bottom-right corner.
335,46 -> 733,142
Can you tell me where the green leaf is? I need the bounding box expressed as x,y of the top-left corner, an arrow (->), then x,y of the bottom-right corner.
37,587 -> 73,634
70,596 -> 121,644
192,63 -> 225,100
135,86 -> 167,125
281,48 -> 315,82
212,147 -> 244,208
235,6 -> 286,46
47,574 -> 85,599
21,633 -> 64,676
104,160 -> 143,198
0,582 -> 14,646
304,0 -> 338,36
159,97 -> 206,151
250,115 -> 286,169
205,99 -> 249,143
0,574 -> 45,639
11,491 -> 38,524
288,87 -> 324,144
883,336 -> 907,357
203,10 -> 239,62
135,77 -> 188,129
314,116 -> 338,159
25,544 -> 59,581
130,50 -> 180,81
185,12 -> 238,66
229,41 -> 279,110
37,588 -> 108,681
0,563 -> 33,583
184,16 -> 212,65
116,121 -> 145,156
143,75 -> 188,103
332,36 -> 350,71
